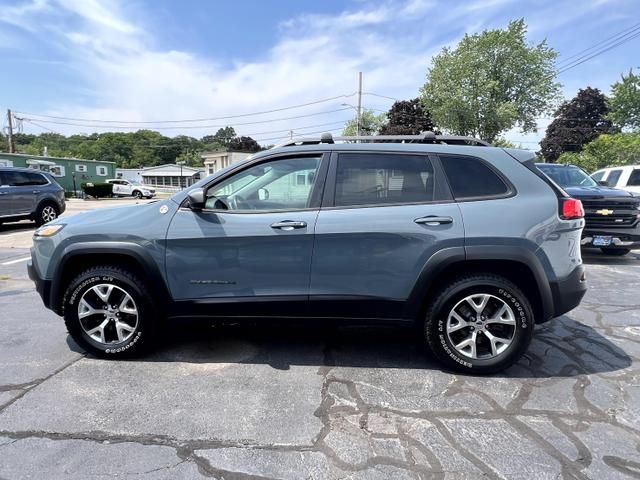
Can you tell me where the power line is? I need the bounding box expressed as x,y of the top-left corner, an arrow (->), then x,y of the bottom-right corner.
556,22 -> 640,68
557,27 -> 640,74
13,93 -> 357,125
18,108 -> 354,130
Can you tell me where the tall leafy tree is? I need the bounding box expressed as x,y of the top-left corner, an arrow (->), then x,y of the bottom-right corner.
342,109 -> 386,136
540,87 -> 616,162
420,19 -> 560,142
608,69 -> 640,132
202,126 -> 236,149
379,98 -> 437,135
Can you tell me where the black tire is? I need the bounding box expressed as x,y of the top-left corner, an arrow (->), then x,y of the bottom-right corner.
63,266 -> 159,358
133,190 -> 143,199
424,274 -> 534,375
35,202 -> 59,226
600,248 -> 630,256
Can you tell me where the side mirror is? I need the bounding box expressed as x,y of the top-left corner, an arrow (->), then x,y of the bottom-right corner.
258,188 -> 269,200
187,188 -> 205,210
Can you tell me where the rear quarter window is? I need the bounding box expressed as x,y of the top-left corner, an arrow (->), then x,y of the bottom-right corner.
439,155 -> 510,200
627,169 -> 640,186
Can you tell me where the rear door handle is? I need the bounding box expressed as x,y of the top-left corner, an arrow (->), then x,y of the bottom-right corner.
271,220 -> 307,231
32,190 -> 41,194
414,216 -> 453,226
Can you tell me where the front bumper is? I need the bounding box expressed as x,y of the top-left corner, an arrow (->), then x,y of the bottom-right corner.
581,227 -> 640,249
27,255 -> 53,310
549,265 -> 587,319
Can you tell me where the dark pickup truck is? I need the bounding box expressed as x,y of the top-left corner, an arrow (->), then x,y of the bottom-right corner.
537,163 -> 640,256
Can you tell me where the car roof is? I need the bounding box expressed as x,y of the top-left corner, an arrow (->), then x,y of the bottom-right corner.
0,167 -> 49,174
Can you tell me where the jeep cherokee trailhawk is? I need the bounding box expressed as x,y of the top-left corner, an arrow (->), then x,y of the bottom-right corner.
28,133 -> 587,374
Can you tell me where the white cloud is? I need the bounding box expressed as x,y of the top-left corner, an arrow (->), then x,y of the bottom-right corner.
2,0 -> 630,147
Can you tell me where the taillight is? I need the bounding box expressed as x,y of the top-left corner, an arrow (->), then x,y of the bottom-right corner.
561,198 -> 584,220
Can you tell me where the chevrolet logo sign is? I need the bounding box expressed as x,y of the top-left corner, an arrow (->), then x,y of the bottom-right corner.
596,209 -> 614,215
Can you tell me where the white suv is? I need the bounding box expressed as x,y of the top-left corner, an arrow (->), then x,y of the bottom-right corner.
591,166 -> 640,194
106,179 -> 156,199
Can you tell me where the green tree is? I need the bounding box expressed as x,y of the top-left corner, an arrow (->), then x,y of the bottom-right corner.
420,19 -> 561,142
379,98 -> 438,135
540,87 -> 615,162
342,109 -> 386,136
557,132 -> 640,172
202,126 -> 236,150
608,69 -> 640,131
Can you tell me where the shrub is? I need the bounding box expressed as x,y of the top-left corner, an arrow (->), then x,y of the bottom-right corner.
81,182 -> 113,198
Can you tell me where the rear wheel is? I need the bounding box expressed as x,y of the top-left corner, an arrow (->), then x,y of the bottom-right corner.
63,266 -> 158,358
424,274 -> 534,374
35,202 -> 58,226
600,248 -> 630,256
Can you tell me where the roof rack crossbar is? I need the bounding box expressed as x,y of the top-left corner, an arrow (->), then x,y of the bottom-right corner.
271,132 -> 491,149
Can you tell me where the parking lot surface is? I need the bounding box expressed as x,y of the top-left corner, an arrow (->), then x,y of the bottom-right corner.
0,209 -> 639,478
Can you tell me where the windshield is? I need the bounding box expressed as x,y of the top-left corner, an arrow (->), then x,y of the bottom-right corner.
537,165 -> 598,188
129,180 -> 142,185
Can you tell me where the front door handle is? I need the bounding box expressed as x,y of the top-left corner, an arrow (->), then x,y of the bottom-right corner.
32,190 -> 41,194
414,216 -> 453,226
271,220 -> 307,231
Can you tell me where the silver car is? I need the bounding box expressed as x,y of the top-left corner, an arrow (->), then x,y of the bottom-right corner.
0,167 -> 66,226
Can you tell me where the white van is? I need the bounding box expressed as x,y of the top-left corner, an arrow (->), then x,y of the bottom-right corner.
591,166 -> 640,194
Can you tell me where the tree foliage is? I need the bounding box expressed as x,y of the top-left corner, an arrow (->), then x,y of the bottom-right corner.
540,87 -> 616,162
557,133 -> 640,172
420,19 -> 561,142
342,109 -> 386,136
228,136 -> 261,152
608,69 -> 640,131
379,98 -> 437,135
7,128 -> 261,168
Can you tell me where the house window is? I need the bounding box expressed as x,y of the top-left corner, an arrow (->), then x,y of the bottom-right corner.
96,166 -> 108,176
75,164 -> 87,173
296,174 -> 306,186
50,165 -> 65,177
0,160 -> 13,167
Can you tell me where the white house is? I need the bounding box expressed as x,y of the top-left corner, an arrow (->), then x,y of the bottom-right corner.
117,164 -> 204,189
202,151 -> 253,176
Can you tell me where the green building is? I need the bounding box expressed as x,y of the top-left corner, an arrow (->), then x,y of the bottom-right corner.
0,152 -> 116,193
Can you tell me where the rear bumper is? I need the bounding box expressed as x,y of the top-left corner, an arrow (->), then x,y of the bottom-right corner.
581,227 -> 640,249
548,265 -> 587,319
27,256 -> 53,310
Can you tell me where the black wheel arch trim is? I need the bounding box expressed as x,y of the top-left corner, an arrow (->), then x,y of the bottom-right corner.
405,243 -> 556,323
50,242 -> 171,315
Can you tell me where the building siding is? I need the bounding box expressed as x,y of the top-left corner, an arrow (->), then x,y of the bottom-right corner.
0,153 -> 115,192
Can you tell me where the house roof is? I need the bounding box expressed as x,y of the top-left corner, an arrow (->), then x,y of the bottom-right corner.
0,152 -> 115,164
139,163 -> 204,177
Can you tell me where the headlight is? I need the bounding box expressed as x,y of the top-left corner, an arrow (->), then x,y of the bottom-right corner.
34,224 -> 65,237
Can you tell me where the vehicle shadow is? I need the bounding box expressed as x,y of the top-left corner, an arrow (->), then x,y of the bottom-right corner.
582,248 -> 640,265
0,222 -> 35,234
132,315 -> 631,379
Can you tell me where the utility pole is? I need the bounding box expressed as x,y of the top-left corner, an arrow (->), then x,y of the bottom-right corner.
356,72 -> 362,138
6,109 -> 15,153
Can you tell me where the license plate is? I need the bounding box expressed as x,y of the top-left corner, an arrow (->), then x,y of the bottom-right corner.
592,235 -> 613,246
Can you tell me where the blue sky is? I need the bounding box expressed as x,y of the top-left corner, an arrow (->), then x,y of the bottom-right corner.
0,0 -> 638,149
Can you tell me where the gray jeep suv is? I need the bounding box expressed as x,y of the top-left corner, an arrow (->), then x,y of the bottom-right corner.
0,167 -> 66,226
27,133 -> 587,374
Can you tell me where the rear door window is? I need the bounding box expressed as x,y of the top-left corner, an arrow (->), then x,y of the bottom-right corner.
627,169 -> 640,186
605,169 -> 623,187
439,155 -> 510,200
333,153 -> 443,207
25,172 -> 48,186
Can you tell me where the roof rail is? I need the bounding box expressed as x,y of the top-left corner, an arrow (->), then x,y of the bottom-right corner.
271,132 -> 491,149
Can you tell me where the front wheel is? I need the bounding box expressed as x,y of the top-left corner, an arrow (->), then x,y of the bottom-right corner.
63,266 -> 158,358
600,248 -> 630,256
133,190 -> 143,199
424,274 -> 534,374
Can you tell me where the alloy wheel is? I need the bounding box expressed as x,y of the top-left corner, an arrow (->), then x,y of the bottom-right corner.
41,206 -> 57,223
77,283 -> 139,345
446,293 -> 516,359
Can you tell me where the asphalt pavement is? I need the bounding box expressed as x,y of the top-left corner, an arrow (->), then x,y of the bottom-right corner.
0,238 -> 639,478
